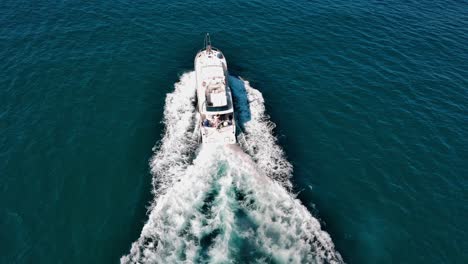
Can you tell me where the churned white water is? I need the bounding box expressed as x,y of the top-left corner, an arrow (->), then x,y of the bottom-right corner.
121,72 -> 343,264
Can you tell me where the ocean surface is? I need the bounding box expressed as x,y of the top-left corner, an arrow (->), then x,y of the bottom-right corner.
1,0 -> 467,263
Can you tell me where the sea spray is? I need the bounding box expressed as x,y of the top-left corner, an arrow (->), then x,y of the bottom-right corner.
229,76 -> 293,190
148,72 -> 199,199
122,72 -> 343,263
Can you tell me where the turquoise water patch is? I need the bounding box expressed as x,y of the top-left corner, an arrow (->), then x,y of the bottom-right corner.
1,0 -> 467,263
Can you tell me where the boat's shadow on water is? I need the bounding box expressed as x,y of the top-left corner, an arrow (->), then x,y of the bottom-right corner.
228,75 -> 252,132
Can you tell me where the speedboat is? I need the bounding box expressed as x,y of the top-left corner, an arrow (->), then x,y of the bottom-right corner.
194,34 -> 236,144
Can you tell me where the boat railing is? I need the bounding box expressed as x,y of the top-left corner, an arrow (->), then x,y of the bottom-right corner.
197,46 -> 222,54
198,33 -> 223,54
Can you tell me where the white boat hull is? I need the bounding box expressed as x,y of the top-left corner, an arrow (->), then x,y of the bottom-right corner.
194,36 -> 236,145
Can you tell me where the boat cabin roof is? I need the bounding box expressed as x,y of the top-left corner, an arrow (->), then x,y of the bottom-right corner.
202,65 -> 224,79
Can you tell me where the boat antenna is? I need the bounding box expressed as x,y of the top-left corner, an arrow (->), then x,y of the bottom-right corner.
205,33 -> 212,53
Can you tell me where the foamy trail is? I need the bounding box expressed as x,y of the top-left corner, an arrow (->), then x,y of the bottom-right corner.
148,72 -> 199,198
121,72 -> 343,263
229,76 -> 293,190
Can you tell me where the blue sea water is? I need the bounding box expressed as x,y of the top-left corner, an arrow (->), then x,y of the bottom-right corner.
1,0 -> 467,263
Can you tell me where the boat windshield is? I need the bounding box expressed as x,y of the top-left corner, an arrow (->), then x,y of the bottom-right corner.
206,105 -> 230,112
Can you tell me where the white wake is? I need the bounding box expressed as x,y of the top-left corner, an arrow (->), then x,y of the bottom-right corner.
121,72 -> 343,264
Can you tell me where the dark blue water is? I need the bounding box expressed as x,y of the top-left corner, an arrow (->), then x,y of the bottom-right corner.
1,0 -> 467,263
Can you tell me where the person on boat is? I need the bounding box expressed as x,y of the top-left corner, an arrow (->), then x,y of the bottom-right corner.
213,115 -> 221,128
203,119 -> 211,127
